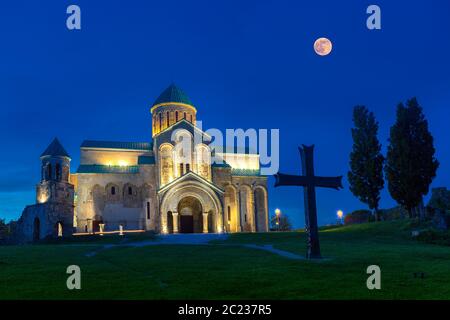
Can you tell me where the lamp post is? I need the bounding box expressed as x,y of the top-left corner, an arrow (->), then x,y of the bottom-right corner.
337,210 -> 344,225
275,208 -> 281,231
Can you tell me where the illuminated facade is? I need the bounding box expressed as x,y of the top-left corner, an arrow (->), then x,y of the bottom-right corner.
17,84 -> 268,240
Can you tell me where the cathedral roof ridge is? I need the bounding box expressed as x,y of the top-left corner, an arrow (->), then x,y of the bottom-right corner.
80,140 -> 153,151
76,164 -> 140,174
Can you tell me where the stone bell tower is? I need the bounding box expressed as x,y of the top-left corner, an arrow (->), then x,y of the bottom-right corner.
17,138 -> 75,242
37,138 -> 74,206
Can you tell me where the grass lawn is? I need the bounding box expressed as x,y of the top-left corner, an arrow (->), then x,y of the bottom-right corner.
0,221 -> 449,299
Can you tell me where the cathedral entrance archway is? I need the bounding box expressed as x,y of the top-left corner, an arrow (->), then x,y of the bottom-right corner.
33,217 -> 40,241
178,196 -> 202,233
159,179 -> 224,234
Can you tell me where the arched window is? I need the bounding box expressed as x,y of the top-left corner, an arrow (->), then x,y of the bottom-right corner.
128,186 -> 132,195
184,112 -> 186,119
195,144 -> 211,180
175,111 -> 179,122
159,144 -> 174,185
47,164 -> 52,180
166,111 -> 170,127
159,113 -> 162,130
190,114 -> 193,123
146,202 -> 151,220
111,186 -> 116,195
227,206 -> 231,222
55,163 -> 61,181
179,163 -> 184,175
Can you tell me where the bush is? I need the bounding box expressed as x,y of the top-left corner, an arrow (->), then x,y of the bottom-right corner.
0,219 -> 18,245
270,214 -> 292,231
415,228 -> 450,246
344,210 -> 372,225
379,206 -> 408,221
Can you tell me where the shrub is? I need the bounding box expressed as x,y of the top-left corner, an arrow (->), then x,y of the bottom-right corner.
344,210 -> 372,225
379,206 -> 408,221
415,228 -> 450,246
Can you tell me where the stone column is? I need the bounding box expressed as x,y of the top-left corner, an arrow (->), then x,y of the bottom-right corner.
203,212 -> 209,233
236,189 -> 242,232
172,212 -> 179,233
250,193 -> 256,233
161,211 -> 168,234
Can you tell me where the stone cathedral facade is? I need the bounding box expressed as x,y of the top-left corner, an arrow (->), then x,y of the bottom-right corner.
17,84 -> 269,241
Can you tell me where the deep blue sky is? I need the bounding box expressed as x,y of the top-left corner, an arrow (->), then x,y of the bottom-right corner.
0,0 -> 449,227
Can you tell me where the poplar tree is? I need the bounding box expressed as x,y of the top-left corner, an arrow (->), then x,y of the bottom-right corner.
348,106 -> 385,220
385,98 -> 439,218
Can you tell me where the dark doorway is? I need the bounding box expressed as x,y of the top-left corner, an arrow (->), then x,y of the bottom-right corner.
93,220 -> 103,233
177,196 -> 203,233
180,215 -> 194,233
33,217 -> 40,241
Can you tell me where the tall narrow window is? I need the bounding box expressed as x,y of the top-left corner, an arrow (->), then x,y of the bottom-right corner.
184,112 -> 186,119
128,186 -> 132,195
159,113 -> 162,130
47,164 -> 52,180
146,202 -> 151,220
186,163 -> 190,172
227,206 -> 231,222
111,186 -> 116,195
166,111 -> 170,127
175,111 -> 179,122
190,114 -> 193,123
179,163 -> 184,176
55,163 -> 61,181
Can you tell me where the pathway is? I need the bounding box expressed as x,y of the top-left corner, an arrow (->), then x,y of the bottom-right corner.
84,233 -> 305,260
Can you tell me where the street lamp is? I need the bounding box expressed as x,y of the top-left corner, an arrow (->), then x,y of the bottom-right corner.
337,210 -> 344,225
275,208 -> 281,231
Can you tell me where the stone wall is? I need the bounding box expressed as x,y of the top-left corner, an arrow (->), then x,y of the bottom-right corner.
428,187 -> 450,211
74,164 -> 158,233
17,202 -> 74,242
212,167 -> 269,233
80,148 -> 151,166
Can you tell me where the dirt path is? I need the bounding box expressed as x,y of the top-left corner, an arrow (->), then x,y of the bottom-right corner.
84,233 -> 305,260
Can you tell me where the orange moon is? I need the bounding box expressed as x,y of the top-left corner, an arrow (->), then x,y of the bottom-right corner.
314,37 -> 332,56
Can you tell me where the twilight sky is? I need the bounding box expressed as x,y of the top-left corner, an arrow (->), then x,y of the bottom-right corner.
0,0 -> 449,227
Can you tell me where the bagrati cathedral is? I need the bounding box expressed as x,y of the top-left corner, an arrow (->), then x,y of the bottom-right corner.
17,84 -> 269,241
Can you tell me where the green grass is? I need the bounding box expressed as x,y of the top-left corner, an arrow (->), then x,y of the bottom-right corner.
0,221 -> 449,299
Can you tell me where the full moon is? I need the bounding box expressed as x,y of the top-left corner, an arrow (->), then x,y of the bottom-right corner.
314,37 -> 332,56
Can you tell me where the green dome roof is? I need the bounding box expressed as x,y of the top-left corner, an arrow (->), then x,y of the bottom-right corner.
152,83 -> 194,107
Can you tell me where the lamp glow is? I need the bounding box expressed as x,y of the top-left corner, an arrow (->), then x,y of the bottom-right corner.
275,208 -> 281,231
337,210 -> 344,219
118,160 -> 128,167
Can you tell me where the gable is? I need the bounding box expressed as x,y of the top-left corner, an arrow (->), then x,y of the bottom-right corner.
158,171 -> 224,194
154,119 -> 211,149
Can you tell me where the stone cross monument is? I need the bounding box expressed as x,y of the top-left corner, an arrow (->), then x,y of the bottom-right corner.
274,145 -> 343,259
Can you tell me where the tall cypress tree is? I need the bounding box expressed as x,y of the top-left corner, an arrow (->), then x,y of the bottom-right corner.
348,106 -> 385,220
385,98 -> 439,218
